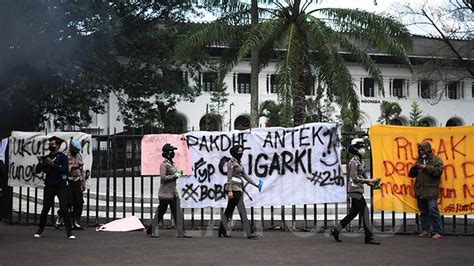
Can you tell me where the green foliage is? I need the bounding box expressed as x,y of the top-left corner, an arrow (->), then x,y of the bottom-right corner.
259,100 -> 283,127
305,85 -> 335,123
177,1 -> 412,127
377,101 -> 402,125
208,78 -> 229,117
337,105 -> 363,133
0,0 -> 202,136
409,101 -> 424,126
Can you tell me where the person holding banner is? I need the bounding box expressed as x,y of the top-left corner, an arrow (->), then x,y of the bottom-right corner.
218,145 -> 259,239
408,141 -> 444,240
34,136 -> 76,240
330,138 -> 380,245
147,143 -> 191,238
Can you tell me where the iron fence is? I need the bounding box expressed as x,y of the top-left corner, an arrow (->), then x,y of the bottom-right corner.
2,129 -> 473,235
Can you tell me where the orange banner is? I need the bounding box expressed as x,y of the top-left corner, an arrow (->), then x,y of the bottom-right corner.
369,125 -> 474,215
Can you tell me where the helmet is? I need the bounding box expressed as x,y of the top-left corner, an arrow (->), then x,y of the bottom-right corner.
350,138 -> 365,148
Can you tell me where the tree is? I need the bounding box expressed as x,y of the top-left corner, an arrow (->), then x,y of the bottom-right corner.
208,78 -> 229,122
337,105 -> 365,133
179,1 -> 413,127
0,0 -> 202,136
259,100 -> 282,127
378,101 -> 402,125
305,86 -> 335,123
400,0 -> 473,105
409,101 -> 423,126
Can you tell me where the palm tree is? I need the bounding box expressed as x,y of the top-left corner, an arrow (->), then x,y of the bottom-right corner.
178,1 -> 413,126
377,101 -> 402,125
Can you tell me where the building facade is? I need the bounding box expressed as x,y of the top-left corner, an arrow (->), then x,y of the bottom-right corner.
78,35 -> 473,134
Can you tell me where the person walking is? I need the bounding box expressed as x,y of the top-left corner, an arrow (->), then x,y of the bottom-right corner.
147,143 -> 191,238
330,138 -> 380,245
218,145 -> 259,239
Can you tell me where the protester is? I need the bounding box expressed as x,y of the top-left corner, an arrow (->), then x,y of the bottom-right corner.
67,140 -> 85,230
218,145 -> 259,239
34,136 -> 75,239
330,138 -> 380,244
408,141 -> 444,240
147,143 -> 191,238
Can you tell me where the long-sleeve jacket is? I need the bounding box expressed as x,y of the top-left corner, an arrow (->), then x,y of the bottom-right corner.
159,159 -> 179,199
408,143 -> 444,199
35,152 -> 69,188
227,158 -> 257,192
347,155 -> 369,194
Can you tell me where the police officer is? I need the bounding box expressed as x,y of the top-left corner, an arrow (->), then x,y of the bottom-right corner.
218,145 -> 259,239
148,143 -> 191,238
330,138 -> 380,244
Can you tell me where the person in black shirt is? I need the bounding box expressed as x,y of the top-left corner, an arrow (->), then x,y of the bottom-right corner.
34,136 -> 75,239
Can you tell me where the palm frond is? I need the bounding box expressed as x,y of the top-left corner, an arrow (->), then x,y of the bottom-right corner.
237,18 -> 286,61
304,17 -> 359,120
315,8 -> 413,72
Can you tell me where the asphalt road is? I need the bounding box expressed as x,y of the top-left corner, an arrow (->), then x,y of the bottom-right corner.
0,223 -> 473,266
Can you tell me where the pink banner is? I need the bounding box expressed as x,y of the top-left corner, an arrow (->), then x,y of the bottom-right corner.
141,134 -> 192,176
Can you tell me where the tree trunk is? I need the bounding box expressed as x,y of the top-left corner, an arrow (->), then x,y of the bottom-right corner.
250,0 -> 259,128
292,77 -> 306,126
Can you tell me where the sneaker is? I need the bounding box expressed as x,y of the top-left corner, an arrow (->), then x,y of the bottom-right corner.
73,221 -> 84,230
330,229 -> 341,242
34,228 -> 44,238
54,216 -> 62,229
68,234 -> 76,240
431,234 -> 442,240
365,238 -> 381,245
418,231 -> 430,238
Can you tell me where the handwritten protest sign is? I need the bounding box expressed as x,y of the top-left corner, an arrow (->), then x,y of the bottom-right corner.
141,134 -> 192,176
8,132 -> 93,187
178,123 -> 345,208
369,125 -> 474,215
0,138 -> 7,163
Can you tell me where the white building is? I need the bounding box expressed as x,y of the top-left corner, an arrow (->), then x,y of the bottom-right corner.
81,35 -> 473,134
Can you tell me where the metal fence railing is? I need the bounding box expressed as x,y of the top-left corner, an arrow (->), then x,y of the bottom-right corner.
2,130 -> 473,235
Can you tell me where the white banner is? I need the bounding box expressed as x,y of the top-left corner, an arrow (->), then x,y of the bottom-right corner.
178,123 -> 345,208
8,131 -> 93,187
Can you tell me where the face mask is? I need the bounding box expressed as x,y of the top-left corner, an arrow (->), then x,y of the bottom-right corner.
230,146 -> 243,161
234,152 -> 243,161
421,154 -> 428,159
48,145 -> 57,152
163,151 -> 175,160
358,148 -> 366,157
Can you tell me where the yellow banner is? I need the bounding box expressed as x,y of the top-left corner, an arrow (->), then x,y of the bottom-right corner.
369,125 -> 474,215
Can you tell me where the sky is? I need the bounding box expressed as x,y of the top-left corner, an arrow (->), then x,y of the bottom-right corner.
309,0 -> 448,35
194,0 -> 456,36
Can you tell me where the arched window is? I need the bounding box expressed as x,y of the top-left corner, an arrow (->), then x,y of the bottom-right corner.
446,118 -> 463,127
390,117 -> 408,126
164,113 -> 188,133
419,117 -> 437,127
234,115 -> 251,130
199,114 -> 222,131
390,118 -> 403,126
